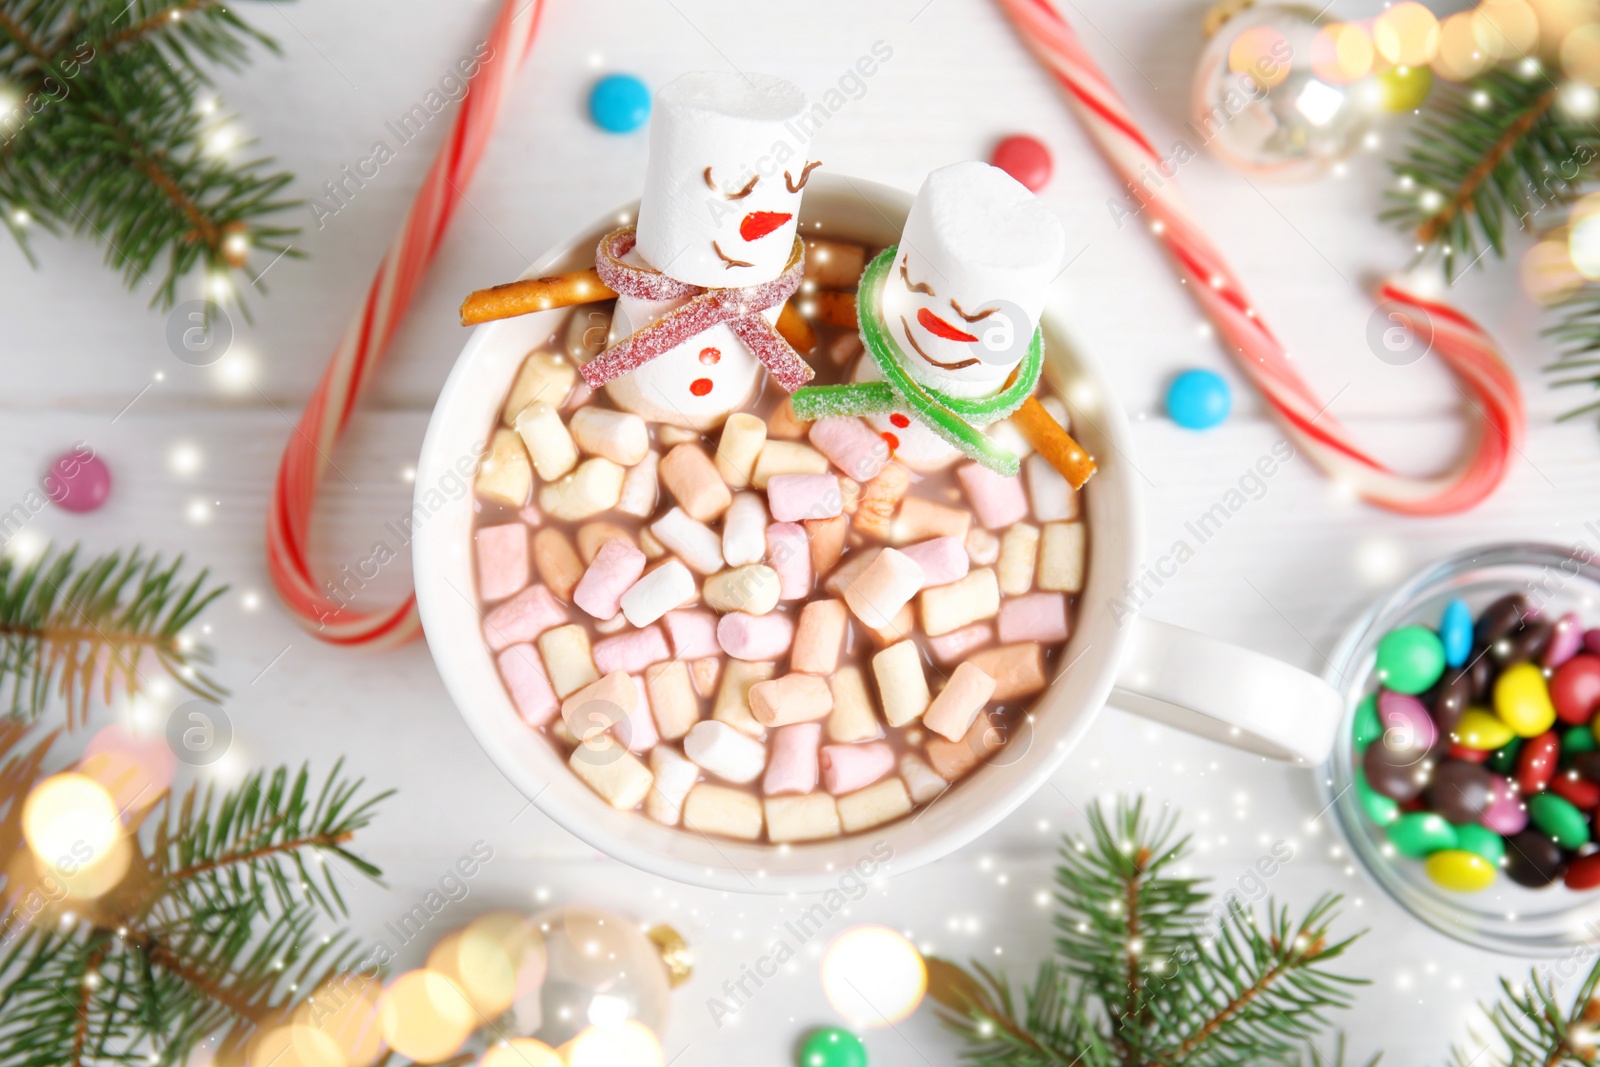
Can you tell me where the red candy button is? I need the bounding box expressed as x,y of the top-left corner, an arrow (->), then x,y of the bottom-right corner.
1553,772 -> 1600,810
1566,851 -> 1600,890
1447,743 -> 1489,764
1517,731 -> 1560,794
990,134 -> 1053,192
1552,654 -> 1600,724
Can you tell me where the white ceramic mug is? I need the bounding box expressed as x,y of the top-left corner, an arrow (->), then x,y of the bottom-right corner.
414,174 -> 1341,894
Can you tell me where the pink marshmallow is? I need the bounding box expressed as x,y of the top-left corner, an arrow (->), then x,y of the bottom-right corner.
717,612 -> 795,661
497,644 -> 559,725
763,722 -> 822,795
808,417 -> 889,482
956,462 -> 1029,530
766,473 -> 843,522
622,675 -> 659,754
594,624 -> 671,675
927,623 -> 994,665
476,523 -> 530,603
664,609 -> 720,660
766,522 -> 813,601
900,537 -> 970,588
821,742 -> 895,795
572,539 -> 647,620
998,592 -> 1071,645
483,585 -> 567,652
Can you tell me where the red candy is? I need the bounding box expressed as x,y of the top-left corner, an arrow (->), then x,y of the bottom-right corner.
1552,654 -> 1600,724
1517,731 -> 1560,794
1553,771 -> 1600,810
1448,743 -> 1490,764
990,134 -> 1053,192
1566,851 -> 1600,890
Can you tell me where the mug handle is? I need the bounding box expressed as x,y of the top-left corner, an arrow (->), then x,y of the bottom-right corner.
1111,617 -> 1343,763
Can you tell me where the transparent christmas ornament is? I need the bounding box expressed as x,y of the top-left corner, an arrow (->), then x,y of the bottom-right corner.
1192,2 -> 1373,180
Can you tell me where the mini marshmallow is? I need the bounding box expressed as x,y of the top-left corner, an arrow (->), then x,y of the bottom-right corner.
576,523 -> 636,565
837,777 -> 913,833
719,612 -> 796,661
573,539 -> 648,619
764,794 -> 842,843
568,405 -> 649,466
638,525 -> 668,559
560,670 -> 638,731
532,529 -> 583,602
843,548 -> 925,631
767,397 -> 810,440
998,592 -> 1070,645
899,537 -> 970,588
658,425 -> 700,446
475,428 -> 533,508
839,477 -> 862,515
538,458 -> 625,521
853,463 -> 911,541
824,548 -> 881,598
484,585 -> 568,651
569,735 -> 653,810
920,567 -> 1000,636
767,473 -> 843,522
664,608 -> 720,659
924,661 -> 998,742
646,746 -> 700,826
683,719 -> 768,784
620,560 -> 697,628
821,742 -> 895,795
703,565 -> 782,615
660,444 -> 732,522
514,401 -> 579,481
926,714 -> 1003,781
891,497 -> 971,545
537,624 -> 599,698
899,753 -> 949,804
713,660 -> 775,737
624,675 -> 660,753
872,641 -> 931,728
827,666 -> 882,743
804,238 -> 868,289
766,522 -> 813,600
683,783 -> 764,840
722,492 -> 769,567
970,642 -> 1048,701
690,656 -> 722,697
714,413 -> 767,489
1026,452 -> 1078,522
927,623 -> 995,665
763,722 -> 822,795
645,659 -> 701,740
805,515 -> 850,575
750,672 -> 833,727
497,644 -> 559,725
751,441 -> 830,488
476,523 -> 530,602
1038,522 -> 1086,593
791,598 -> 847,674
965,526 -> 1000,566
809,417 -> 890,482
617,449 -> 660,517
956,462 -> 1029,530
502,352 -> 577,424
997,523 -> 1040,596
593,624 -> 672,675
594,613 -> 629,635
651,507 -> 725,575
862,603 -> 916,647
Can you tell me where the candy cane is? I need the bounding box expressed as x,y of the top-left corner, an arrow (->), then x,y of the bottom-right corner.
266,0 -> 547,646
993,0 -> 1525,515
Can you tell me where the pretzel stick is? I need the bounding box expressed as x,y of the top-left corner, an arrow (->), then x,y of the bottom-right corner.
459,268 -> 616,326
1012,396 -> 1097,489
777,300 -> 817,353
811,290 -> 858,330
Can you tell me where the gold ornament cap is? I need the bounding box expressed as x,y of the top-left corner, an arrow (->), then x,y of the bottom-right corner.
1203,0 -> 1255,37
646,924 -> 693,988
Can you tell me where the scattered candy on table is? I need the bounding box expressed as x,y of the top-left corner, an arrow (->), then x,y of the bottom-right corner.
1164,369 -> 1231,431
589,73 -> 652,133
989,134 -> 1052,191
45,449 -> 111,513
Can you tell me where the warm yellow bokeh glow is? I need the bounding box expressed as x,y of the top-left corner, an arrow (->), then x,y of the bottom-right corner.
1522,236 -> 1586,304
1228,25 -> 1292,89
1563,22 -> 1600,84
251,1025 -> 345,1067
1434,11 -> 1493,80
564,1022 -> 664,1067
820,925 -> 928,1029
480,1039 -> 565,1067
1474,0 -> 1540,57
1311,23 -> 1376,84
1375,2 -> 1442,65
22,773 -> 121,866
293,975 -> 385,1067
378,970 -> 475,1064
1531,0 -> 1600,53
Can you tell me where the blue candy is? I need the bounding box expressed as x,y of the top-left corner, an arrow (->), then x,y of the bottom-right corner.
1441,598 -> 1472,668
1165,368 -> 1232,431
589,74 -> 651,133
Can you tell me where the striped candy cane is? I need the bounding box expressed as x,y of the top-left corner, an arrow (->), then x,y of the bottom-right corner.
994,0 -> 1525,515
267,0 -> 547,646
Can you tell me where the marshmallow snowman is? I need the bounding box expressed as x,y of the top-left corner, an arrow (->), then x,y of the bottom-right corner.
604,71 -> 817,430
853,161 -> 1067,470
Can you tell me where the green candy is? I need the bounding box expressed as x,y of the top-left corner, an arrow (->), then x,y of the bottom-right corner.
1387,812 -> 1458,858
1374,626 -> 1447,695
1529,793 -> 1591,849
800,1027 -> 868,1067
1357,771 -> 1399,826
1566,725 -> 1599,759
1353,694 -> 1382,753
1488,737 -> 1524,775
1454,823 -> 1506,866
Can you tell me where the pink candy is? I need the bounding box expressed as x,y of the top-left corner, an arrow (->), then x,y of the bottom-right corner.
664,609 -> 720,659
766,522 -> 813,601
928,623 -> 994,664
809,417 -> 889,482
1480,774 -> 1527,836
764,722 -> 822,795
718,612 -> 795,661
997,592 -> 1070,644
956,462 -> 1029,530
497,644 -> 558,725
1377,688 -> 1437,753
1545,612 -> 1585,668
821,742 -> 895,795
483,585 -> 567,652
766,473 -> 842,522
476,523 -> 530,602
593,624 -> 671,675
573,539 -> 647,619
900,537 -> 970,588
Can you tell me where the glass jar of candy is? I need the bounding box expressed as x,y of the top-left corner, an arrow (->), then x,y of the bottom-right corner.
1322,542 -> 1600,955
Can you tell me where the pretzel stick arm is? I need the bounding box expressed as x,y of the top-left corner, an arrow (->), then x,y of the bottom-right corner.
459,268 -> 617,326
1012,396 -> 1097,489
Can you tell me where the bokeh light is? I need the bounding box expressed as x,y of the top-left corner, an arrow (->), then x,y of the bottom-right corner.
23,773 -> 121,865
1312,23 -> 1376,84
820,925 -> 928,1029
378,970 -> 475,1064
1532,0 -> 1600,52
81,723 -> 175,817
1375,2 -> 1442,65
1563,22 -> 1600,84
480,1040 -> 564,1067
292,975 -> 385,1067
1434,11 -> 1494,80
1570,193 -> 1600,279
427,913 -> 546,1020
1474,0 -> 1540,57
250,1025 -> 344,1067
1522,235 -> 1586,305
564,1021 -> 664,1067
1228,25 -> 1292,89
1376,64 -> 1435,111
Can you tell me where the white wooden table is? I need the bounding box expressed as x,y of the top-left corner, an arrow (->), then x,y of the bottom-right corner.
6,0 -> 1594,1061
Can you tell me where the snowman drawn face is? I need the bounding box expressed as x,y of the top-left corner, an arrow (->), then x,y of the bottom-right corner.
700,161 -> 820,271
890,255 -> 1018,373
